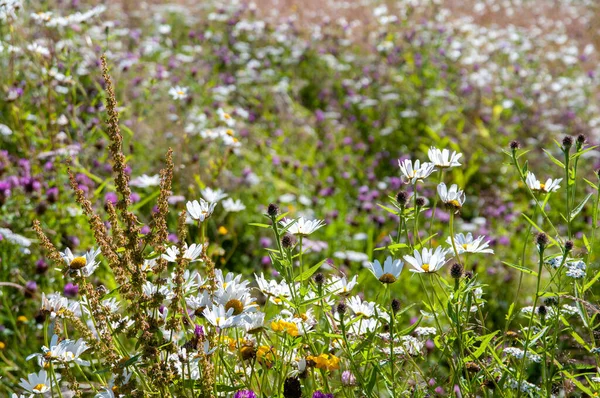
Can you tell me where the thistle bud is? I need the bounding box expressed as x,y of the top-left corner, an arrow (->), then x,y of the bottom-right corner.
281,234 -> 294,248
536,232 -> 549,250
564,240 -> 574,252
396,191 -> 409,207
415,197 -> 426,207
314,272 -> 325,285
450,263 -> 464,279
267,203 -> 279,217
336,302 -> 347,316
562,136 -> 573,150
391,298 -> 401,314
509,140 -> 520,150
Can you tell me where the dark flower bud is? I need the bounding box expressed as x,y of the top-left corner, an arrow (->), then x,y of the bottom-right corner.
267,203 -> 279,217
415,197 -> 426,207
391,298 -> 401,314
544,297 -> 558,306
577,134 -> 586,146
396,191 -> 409,207
314,273 -> 325,285
565,240 -> 574,252
464,270 -> 473,279
336,302 -> 347,316
562,136 -> 573,149
538,305 -> 547,316
450,263 -> 464,279
536,232 -> 549,249
509,140 -> 521,150
283,377 -> 302,398
281,234 -> 294,248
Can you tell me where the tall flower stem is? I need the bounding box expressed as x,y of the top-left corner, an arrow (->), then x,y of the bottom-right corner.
516,242 -> 545,398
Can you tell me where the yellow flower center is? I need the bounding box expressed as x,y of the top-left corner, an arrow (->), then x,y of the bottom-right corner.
177,90 -> 185,95
378,273 -> 397,284
448,199 -> 462,208
422,263 -> 430,272
33,384 -> 46,392
462,244 -> 469,250
540,183 -> 546,190
0,341 -> 4,350
70,256 -> 87,270
225,299 -> 244,315
223,113 -> 231,119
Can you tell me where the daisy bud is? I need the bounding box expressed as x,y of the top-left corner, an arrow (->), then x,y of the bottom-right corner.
314,272 -> 325,285
564,240 -> 574,252
391,298 -> 401,314
509,140 -> 520,150
281,234 -> 294,248
267,203 -> 279,217
562,136 -> 573,150
450,263 -> 463,279
336,302 -> 347,316
415,197 -> 426,207
535,232 -> 549,250
396,191 -> 409,207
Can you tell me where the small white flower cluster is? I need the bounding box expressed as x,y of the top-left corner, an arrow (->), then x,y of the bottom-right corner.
504,347 -> 542,363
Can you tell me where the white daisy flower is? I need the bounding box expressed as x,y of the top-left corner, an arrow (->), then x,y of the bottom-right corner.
398,159 -> 436,184
437,182 -> 466,209
366,256 -> 404,284
60,247 -> 101,277
404,247 -> 449,273
327,275 -> 359,295
162,244 -> 204,263
222,198 -> 246,212
19,369 -> 54,394
186,199 -> 217,222
130,174 -> 160,188
169,86 -> 188,100
203,304 -> 239,328
217,108 -> 235,127
201,187 -> 228,203
525,171 -> 562,193
446,233 -> 494,254
427,147 -> 462,169
280,217 -> 325,236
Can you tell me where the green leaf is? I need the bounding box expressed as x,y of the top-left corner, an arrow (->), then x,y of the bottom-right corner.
570,193 -> 593,221
464,331 -> 498,362
377,203 -> 399,216
562,370 -> 594,396
543,149 -> 565,169
294,259 -> 326,282
501,261 -> 538,276
248,223 -> 271,228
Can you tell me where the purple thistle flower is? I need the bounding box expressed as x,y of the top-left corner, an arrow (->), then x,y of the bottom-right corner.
233,390 -> 257,398
312,392 -> 334,398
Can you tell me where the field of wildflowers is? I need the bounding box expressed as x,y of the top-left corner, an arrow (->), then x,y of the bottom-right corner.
2,0 -> 600,396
